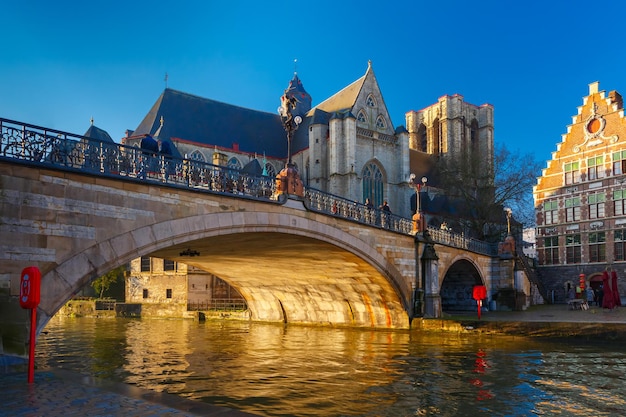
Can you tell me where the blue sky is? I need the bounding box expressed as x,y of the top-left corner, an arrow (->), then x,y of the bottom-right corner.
2,1 -> 626,168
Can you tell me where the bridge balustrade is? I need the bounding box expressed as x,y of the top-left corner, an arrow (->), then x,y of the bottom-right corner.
0,117 -> 278,202
304,188 -> 414,234
1,117 -> 499,257
426,227 -> 499,256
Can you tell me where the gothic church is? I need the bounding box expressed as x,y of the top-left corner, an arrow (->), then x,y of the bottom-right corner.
119,61 -> 494,220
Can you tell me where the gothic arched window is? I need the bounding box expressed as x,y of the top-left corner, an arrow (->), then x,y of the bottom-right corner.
362,162 -> 384,207
432,118 -> 441,154
357,110 -> 367,123
375,115 -> 386,129
418,123 -> 427,152
366,94 -> 377,107
190,150 -> 205,162
470,119 -> 479,155
227,157 -> 242,170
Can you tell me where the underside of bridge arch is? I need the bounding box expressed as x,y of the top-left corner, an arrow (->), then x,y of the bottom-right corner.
440,259 -> 483,312
150,232 -> 409,329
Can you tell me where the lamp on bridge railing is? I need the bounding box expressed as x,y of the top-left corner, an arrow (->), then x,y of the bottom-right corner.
504,207 -> 512,235
410,174 -> 427,234
275,86 -> 304,197
501,207 -> 515,254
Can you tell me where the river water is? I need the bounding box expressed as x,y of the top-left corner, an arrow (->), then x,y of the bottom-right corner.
35,316 -> 626,416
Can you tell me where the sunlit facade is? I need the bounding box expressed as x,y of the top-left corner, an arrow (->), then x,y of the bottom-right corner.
534,82 -> 626,302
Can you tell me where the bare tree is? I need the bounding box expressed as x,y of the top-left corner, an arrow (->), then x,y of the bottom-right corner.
432,144 -> 540,242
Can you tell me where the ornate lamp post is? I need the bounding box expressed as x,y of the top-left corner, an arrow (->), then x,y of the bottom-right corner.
502,207 -> 515,254
276,88 -> 304,197
410,174 -> 427,234
504,207 -> 512,235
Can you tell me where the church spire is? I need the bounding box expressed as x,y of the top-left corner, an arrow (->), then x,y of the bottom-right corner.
284,71 -> 312,118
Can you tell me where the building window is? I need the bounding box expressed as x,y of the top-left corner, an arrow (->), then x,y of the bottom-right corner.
589,232 -> 606,263
362,162 -> 384,208
418,124 -> 427,152
142,289 -> 149,299
613,150 -> 626,175
189,150 -> 205,162
544,200 -> 558,225
470,119 -> 479,156
166,289 -> 172,299
543,236 -> 559,265
614,190 -> 626,216
357,110 -> 367,122
588,193 -> 606,219
375,116 -> 386,129
164,259 -> 175,271
615,230 -> 626,261
565,234 -> 581,264
565,197 -> 581,222
587,156 -> 604,180
564,161 -> 580,185
140,256 -> 151,272
366,95 -> 376,107
432,118 -> 441,154
227,157 -> 242,170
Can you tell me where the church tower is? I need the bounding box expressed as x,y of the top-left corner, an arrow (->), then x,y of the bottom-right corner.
406,94 -> 493,166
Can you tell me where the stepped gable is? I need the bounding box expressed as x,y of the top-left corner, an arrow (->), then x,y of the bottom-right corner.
534,82 -> 626,204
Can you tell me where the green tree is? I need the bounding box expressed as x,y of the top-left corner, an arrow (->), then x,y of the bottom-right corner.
91,265 -> 126,299
432,143 -> 540,242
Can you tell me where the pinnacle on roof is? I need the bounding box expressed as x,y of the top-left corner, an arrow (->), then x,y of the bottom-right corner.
283,73 -> 312,118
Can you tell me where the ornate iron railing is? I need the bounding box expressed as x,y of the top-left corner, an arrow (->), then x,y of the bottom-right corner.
0,117 -> 498,256
0,118 -> 278,201
304,188 -> 414,234
187,299 -> 248,311
426,227 -> 499,256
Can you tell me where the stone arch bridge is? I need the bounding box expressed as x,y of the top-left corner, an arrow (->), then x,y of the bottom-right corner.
0,118 -> 515,356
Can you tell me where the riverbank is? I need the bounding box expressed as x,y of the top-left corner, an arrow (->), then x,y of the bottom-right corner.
416,303 -> 626,342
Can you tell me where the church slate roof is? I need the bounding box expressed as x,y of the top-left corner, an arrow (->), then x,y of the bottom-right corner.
83,124 -> 114,143
313,73 -> 366,114
132,89 -> 288,159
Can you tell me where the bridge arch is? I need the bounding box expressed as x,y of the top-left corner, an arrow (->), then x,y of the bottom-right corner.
40,210 -> 411,332
439,257 -> 484,312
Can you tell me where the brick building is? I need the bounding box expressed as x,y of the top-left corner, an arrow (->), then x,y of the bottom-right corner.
534,82 -> 626,302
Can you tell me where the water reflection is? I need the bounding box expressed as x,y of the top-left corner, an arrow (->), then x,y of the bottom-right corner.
37,317 -> 626,416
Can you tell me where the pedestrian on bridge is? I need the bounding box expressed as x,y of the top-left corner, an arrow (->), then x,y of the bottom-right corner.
379,200 -> 391,227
